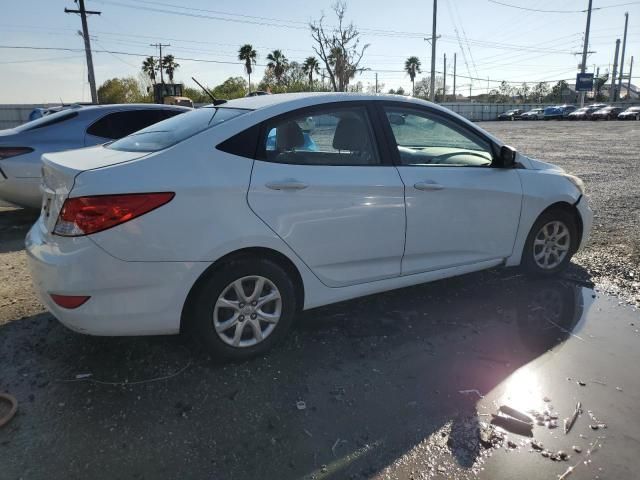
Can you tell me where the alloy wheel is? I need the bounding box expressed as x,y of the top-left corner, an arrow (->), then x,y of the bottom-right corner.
213,275 -> 282,348
532,221 -> 571,270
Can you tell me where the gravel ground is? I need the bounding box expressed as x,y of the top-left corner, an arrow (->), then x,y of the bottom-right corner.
480,120 -> 640,306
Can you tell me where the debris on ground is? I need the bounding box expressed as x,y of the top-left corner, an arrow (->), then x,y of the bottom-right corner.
498,405 -> 533,424
0,393 -> 18,428
478,421 -> 504,448
530,439 -> 544,451
295,400 -> 306,410
564,401 -> 582,434
490,414 -> 533,436
458,389 -> 483,398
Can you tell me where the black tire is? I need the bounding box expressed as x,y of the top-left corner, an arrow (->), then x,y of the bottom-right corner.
187,257 -> 298,360
521,209 -> 578,276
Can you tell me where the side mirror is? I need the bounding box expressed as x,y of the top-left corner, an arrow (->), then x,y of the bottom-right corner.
495,145 -> 516,168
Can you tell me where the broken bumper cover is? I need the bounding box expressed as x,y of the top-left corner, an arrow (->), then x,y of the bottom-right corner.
576,195 -> 593,250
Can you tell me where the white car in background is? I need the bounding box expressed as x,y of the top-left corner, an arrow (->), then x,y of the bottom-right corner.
0,103 -> 190,208
26,93 -> 592,359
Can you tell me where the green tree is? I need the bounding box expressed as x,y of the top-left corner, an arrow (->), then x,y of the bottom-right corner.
302,56 -> 320,89
531,82 -> 550,102
142,56 -> 158,85
548,80 -> 569,103
266,50 -> 288,85
238,44 -> 257,93
404,56 -> 421,95
97,77 -> 148,104
161,54 -> 180,83
183,86 -> 212,104
212,77 -> 248,100
517,82 -> 530,103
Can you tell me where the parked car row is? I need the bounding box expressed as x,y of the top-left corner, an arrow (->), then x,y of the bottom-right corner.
499,104 -> 640,121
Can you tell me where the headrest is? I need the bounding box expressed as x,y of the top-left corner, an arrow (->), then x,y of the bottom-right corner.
276,121 -> 304,151
332,116 -> 369,151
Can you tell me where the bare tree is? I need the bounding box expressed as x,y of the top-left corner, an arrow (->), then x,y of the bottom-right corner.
310,2 -> 369,92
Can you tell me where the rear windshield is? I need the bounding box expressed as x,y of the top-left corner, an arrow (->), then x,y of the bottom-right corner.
16,110 -> 79,132
107,107 -> 249,152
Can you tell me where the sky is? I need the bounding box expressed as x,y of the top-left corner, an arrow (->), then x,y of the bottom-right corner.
1,0 -> 639,103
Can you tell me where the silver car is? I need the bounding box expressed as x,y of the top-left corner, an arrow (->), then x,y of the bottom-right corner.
0,104 -> 190,208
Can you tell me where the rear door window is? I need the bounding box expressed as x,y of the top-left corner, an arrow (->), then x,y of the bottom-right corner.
260,106 -> 380,166
108,107 -> 248,152
87,109 -> 184,140
16,110 -> 79,132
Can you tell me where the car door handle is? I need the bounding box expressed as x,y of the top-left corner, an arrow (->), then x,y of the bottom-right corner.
414,181 -> 444,191
265,180 -> 309,191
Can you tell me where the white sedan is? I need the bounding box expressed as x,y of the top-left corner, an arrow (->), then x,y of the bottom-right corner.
26,93 -> 592,359
0,104 -> 189,208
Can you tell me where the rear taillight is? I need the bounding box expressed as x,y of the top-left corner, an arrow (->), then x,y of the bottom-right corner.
53,192 -> 174,236
0,147 -> 34,159
50,294 -> 90,309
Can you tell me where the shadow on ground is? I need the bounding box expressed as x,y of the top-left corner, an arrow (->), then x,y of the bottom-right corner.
0,207 -> 39,254
0,267 -> 591,480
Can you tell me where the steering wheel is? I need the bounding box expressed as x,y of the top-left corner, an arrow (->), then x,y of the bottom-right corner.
428,150 -> 491,165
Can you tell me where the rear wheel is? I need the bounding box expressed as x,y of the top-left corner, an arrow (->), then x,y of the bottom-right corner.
188,258 -> 297,359
522,209 -> 578,276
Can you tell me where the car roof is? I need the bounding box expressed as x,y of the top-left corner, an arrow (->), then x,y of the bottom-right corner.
76,103 -> 191,112
221,92 -> 444,112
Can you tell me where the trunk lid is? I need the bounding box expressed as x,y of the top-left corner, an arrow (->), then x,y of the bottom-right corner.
40,146 -> 149,232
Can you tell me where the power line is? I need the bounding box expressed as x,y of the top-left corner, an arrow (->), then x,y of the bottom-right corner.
488,0 -> 640,13
0,44 -> 587,85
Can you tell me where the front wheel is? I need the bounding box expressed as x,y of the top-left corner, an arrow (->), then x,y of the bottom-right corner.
188,258 -> 298,359
522,210 -> 578,276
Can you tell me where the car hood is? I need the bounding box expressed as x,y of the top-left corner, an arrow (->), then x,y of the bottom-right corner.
524,156 -> 565,172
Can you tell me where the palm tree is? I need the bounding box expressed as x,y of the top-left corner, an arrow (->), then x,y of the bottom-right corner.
404,56 -> 421,96
238,44 -> 257,93
266,50 -> 288,85
142,56 -> 158,85
161,54 -> 180,83
302,56 -> 320,90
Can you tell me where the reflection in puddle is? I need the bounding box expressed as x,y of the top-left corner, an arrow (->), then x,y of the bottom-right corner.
498,368 -> 544,418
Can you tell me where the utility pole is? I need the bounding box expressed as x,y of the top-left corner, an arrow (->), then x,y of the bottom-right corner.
429,0 -> 437,102
610,39 -> 620,101
150,43 -> 171,84
617,12 -> 629,100
579,0 -> 593,107
65,0 -> 100,104
453,53 -> 457,100
469,84 -> 472,98
375,72 -> 378,94
443,53 -> 447,102
627,56 -> 634,96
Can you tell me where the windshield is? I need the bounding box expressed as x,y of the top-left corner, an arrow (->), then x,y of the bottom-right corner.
15,109 -> 79,132
626,107 -> 640,112
107,107 -> 249,152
